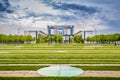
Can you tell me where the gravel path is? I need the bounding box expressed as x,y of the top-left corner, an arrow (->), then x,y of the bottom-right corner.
0,70 -> 120,77
80,70 -> 120,77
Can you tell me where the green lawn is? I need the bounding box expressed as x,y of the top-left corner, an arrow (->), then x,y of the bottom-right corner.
0,44 -> 120,79
0,44 -> 120,64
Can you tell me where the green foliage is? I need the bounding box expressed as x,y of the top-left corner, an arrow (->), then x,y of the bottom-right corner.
37,34 -> 50,43
44,36 -> 50,43
53,34 -> 63,43
74,35 -> 83,43
36,34 -> 41,43
0,34 -> 35,43
86,37 -> 90,41
70,37 -> 74,43
36,34 -> 64,44
86,33 -> 120,43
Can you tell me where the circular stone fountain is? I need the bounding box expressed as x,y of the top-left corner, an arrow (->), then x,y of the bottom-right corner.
37,65 -> 84,77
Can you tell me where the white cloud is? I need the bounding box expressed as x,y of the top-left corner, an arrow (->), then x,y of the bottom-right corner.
0,0 -> 119,35
9,0 -> 61,15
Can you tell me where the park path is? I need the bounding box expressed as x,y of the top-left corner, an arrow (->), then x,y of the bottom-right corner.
0,70 -> 120,77
0,64 -> 120,66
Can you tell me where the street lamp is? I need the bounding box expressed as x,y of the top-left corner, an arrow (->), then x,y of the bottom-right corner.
92,25 -> 97,36
18,26 -> 21,35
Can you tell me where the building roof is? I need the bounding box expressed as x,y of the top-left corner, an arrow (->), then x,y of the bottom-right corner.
74,30 -> 93,35
48,25 -> 74,29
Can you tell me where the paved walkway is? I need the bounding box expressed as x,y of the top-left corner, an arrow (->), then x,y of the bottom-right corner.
80,70 -> 120,77
0,70 -> 120,77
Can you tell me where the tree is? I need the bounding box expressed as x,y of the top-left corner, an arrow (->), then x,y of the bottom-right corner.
44,36 -> 50,43
25,35 -> 34,41
113,34 -> 120,41
19,35 -> 25,42
49,36 -> 54,43
70,36 -> 74,43
0,34 -> 35,44
53,34 -> 63,43
36,34 -> 41,43
86,33 -> 120,44
0,34 -> 2,43
74,35 -> 83,43
118,34 -> 120,41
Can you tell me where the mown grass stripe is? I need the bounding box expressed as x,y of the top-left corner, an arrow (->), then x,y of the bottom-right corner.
0,59 -> 120,61
0,64 -> 120,66
0,66 -> 119,71
0,54 -> 120,59
0,77 -> 120,80
0,59 -> 119,64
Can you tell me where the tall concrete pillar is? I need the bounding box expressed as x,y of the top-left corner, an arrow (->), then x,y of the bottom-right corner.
36,31 -> 38,40
48,26 -> 51,36
84,31 -> 86,42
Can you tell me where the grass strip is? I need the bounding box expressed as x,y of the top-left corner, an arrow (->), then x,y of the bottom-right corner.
76,66 -> 120,70
0,66 -> 119,71
0,59 -> 119,64
0,53 -> 120,59
0,66 -> 45,70
0,47 -> 120,50
1,50 -> 120,54
0,77 -> 120,80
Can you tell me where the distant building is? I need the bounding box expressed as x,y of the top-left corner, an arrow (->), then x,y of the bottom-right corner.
24,30 -> 47,40
47,25 -> 74,43
23,26 -> 94,43
75,30 -> 94,42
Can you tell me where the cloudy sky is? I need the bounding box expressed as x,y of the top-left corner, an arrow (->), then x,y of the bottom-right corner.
0,0 -> 120,34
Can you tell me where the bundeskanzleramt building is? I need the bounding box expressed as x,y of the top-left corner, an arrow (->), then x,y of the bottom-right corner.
47,25 -> 74,43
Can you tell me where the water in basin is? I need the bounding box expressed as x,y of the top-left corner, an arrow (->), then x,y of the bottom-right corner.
37,65 -> 84,77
